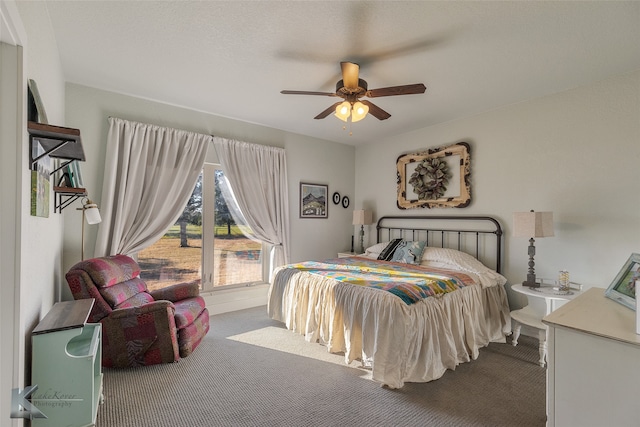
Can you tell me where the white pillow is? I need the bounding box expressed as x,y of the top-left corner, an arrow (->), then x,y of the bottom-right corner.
421,247 -> 486,270
420,247 -> 507,288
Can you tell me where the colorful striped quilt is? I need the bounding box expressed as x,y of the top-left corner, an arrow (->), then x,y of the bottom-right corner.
284,257 -> 475,305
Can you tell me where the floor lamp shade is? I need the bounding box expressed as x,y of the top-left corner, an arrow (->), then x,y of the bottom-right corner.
84,203 -> 102,225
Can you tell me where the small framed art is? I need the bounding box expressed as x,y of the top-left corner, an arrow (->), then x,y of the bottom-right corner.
341,196 -> 350,208
300,183 -> 328,218
605,253 -> 639,311
333,192 -> 341,205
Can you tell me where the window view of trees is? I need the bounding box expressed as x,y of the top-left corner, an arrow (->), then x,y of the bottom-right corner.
138,168 -> 263,291
211,169 -> 262,287
214,169 -> 234,236
177,174 -> 203,248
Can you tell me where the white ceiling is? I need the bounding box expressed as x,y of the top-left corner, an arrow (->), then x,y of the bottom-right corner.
41,1 -> 640,145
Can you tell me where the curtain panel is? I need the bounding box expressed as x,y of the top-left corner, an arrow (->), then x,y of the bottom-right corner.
213,137 -> 290,275
95,117 -> 210,256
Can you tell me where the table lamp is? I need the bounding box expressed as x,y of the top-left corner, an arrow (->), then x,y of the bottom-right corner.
513,210 -> 554,288
352,209 -> 373,254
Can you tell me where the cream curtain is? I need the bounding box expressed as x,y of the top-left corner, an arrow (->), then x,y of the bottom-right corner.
95,117 -> 210,256
213,137 -> 290,275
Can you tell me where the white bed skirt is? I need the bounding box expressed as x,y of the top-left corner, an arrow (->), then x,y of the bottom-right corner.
268,269 -> 512,389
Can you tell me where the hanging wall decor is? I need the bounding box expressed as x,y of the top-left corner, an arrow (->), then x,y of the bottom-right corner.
396,142 -> 471,209
332,192 -> 341,204
300,182 -> 328,218
31,140 -> 51,217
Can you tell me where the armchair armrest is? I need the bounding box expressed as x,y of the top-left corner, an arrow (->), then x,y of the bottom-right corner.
101,300 -> 179,368
149,280 -> 200,302
108,300 -> 175,319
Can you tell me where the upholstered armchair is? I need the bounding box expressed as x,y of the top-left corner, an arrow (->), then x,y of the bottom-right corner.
65,255 -> 210,368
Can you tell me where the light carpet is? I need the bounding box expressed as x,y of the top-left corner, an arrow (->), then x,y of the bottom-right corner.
96,306 -> 546,427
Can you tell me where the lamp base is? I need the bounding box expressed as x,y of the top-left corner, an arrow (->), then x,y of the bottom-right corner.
522,280 -> 541,288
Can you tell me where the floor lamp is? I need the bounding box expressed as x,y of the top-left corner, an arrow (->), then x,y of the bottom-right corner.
77,198 -> 102,260
352,209 -> 373,254
513,210 -> 554,288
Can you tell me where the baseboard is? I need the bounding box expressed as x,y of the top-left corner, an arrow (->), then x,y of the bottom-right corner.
202,284 -> 269,315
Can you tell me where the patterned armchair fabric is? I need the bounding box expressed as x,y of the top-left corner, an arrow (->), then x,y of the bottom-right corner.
66,255 -> 210,368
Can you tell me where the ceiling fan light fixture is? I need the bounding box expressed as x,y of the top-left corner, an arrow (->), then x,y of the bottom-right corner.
350,101 -> 369,122
281,61 -> 425,123
335,101 -> 351,122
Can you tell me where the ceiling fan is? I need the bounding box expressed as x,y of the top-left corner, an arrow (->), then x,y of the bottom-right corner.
281,62 -> 426,122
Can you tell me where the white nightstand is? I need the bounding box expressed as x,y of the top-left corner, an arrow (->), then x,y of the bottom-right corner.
337,252 -> 359,258
510,283 -> 582,367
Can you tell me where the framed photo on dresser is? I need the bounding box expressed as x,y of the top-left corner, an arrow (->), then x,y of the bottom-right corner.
605,253 -> 639,311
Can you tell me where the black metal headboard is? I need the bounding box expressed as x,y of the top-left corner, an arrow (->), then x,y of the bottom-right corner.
376,215 -> 504,273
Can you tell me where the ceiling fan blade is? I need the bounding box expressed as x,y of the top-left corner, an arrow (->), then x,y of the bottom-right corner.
360,100 -> 391,120
281,90 -> 338,96
314,102 -> 342,120
366,83 -> 426,98
340,62 -> 360,90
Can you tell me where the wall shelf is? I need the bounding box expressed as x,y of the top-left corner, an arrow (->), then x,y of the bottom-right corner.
54,186 -> 87,213
28,121 -> 85,175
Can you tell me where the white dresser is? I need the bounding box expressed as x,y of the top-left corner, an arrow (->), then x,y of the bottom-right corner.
543,288 -> 640,427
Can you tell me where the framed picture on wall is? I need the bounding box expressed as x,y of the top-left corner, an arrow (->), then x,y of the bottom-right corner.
396,142 -> 471,209
300,183 -> 328,218
30,141 -> 50,218
605,253 -> 639,311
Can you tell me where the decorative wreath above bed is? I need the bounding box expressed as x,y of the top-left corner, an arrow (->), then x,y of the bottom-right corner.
396,142 -> 471,209
408,157 -> 450,200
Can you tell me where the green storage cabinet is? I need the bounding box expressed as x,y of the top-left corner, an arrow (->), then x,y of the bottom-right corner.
31,299 -> 103,427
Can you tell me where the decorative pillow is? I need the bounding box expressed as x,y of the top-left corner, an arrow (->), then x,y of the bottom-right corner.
377,239 -> 403,261
390,241 -> 427,264
364,241 -> 390,258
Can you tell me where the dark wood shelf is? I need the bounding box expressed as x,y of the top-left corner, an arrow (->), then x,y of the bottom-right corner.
28,121 -> 81,139
28,121 -> 85,174
53,186 -> 87,213
33,299 -> 94,335
54,186 -> 87,194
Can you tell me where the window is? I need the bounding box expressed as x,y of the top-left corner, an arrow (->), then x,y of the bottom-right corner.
138,175 -> 203,291
138,164 -> 265,291
209,166 -> 263,288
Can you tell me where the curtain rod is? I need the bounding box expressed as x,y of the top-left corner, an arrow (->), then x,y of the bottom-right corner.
107,116 -> 216,139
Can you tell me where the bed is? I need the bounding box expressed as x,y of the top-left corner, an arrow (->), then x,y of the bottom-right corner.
268,215 -> 511,389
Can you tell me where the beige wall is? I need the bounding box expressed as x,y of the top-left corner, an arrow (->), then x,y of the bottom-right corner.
1,1 -> 68,423
355,70 -> 640,308
12,0 -> 67,407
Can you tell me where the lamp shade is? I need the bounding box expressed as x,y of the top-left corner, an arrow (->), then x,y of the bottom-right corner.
350,101 -> 369,122
513,211 -> 554,238
84,203 -> 102,225
334,101 -> 351,122
352,209 -> 373,226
